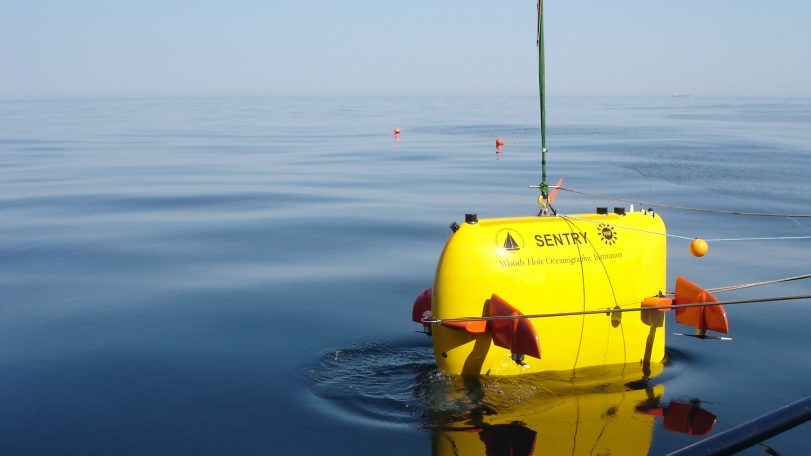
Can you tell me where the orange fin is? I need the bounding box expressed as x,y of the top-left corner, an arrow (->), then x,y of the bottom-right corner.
489,294 -> 542,360
674,276 -> 730,334
411,288 -> 432,323
440,320 -> 488,334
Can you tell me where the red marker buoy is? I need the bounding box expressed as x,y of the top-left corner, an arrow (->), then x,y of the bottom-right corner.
394,128 -> 400,135
496,137 -> 504,147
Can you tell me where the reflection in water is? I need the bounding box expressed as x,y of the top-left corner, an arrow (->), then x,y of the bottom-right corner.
637,398 -> 716,437
307,341 -> 716,455
424,364 -> 667,456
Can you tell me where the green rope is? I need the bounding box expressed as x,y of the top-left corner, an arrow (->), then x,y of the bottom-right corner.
537,0 -> 548,199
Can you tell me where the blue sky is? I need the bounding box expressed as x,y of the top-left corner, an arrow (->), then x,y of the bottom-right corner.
2,1 -> 810,99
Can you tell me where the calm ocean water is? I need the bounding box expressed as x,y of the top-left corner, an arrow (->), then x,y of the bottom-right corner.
1,95 -> 809,455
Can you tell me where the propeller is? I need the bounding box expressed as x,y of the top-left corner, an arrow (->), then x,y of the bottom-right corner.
548,177 -> 564,204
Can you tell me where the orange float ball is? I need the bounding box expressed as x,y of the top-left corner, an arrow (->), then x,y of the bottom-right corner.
690,238 -> 708,257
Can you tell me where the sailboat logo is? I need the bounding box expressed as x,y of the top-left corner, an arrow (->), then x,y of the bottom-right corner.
495,229 -> 524,252
503,233 -> 520,250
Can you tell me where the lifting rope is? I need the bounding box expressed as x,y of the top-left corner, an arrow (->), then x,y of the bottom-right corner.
707,273 -> 811,294
552,186 -> 811,218
659,273 -> 811,296
537,0 -> 550,208
558,214 -> 811,243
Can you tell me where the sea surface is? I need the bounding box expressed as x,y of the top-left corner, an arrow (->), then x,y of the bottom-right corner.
1,95 -> 810,455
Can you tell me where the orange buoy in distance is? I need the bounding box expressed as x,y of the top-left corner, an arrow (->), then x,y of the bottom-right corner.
496,137 -> 504,147
690,238 -> 708,257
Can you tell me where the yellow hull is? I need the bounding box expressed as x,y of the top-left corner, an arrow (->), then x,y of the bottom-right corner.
432,210 -> 667,376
